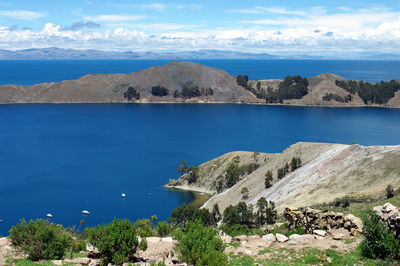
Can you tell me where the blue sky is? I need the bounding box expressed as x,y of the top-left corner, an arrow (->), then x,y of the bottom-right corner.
0,0 -> 400,56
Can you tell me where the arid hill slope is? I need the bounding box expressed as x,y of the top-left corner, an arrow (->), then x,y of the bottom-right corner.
1,61 -> 399,106
166,142 -> 400,213
0,61 -> 258,104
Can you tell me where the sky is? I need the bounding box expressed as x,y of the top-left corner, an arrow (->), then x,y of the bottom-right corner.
0,0 -> 400,57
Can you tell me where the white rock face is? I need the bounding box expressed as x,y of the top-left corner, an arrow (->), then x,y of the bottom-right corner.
221,235 -> 232,244
313,229 -> 327,237
275,233 -> 288,242
161,237 -> 173,243
262,233 -> 277,242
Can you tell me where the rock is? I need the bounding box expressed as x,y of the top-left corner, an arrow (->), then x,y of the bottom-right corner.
330,228 -> 350,240
87,261 -> 98,266
313,229 -> 326,237
234,235 -> 248,242
245,250 -> 253,255
383,203 -> 397,213
146,237 -> 162,243
327,256 -> 332,263
221,235 -> 232,244
51,260 -> 63,265
288,234 -> 314,243
262,233 -> 276,242
86,243 -> 100,259
161,237 -> 173,243
275,233 -> 288,242
64,257 -> 91,265
314,235 -> 324,240
287,240 -> 297,245
373,206 -> 384,216
248,235 -> 261,241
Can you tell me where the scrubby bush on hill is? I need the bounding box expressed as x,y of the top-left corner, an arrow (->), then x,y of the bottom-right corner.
9,219 -> 74,261
156,221 -> 172,237
123,86 -> 140,101
335,79 -> 400,104
177,220 -> 227,266
322,92 -> 352,103
85,218 -> 142,265
151,86 -> 169,96
266,75 -> 309,103
265,170 -> 273,188
236,75 -> 249,88
360,210 -> 399,260
387,185 -> 395,199
170,203 -> 217,227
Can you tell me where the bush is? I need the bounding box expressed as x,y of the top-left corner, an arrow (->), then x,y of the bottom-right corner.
9,219 -> 74,261
85,219 -> 140,265
360,210 -> 399,260
386,185 -> 395,199
151,86 -> 169,96
157,221 -> 172,237
177,220 -> 227,265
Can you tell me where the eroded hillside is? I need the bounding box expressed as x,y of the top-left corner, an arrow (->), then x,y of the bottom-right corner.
167,142 -> 400,213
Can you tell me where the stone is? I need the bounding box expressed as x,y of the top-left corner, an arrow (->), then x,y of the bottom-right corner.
275,233 -> 288,242
313,229 -> 326,237
234,235 -> 248,242
221,235 -> 232,244
88,259 -> 100,266
288,234 -> 314,243
327,256 -> 332,263
248,235 -> 261,241
86,243 -> 100,259
146,237 -> 162,243
262,233 -> 276,242
51,260 -> 63,265
383,203 -> 397,213
64,257 -> 91,265
162,237 -> 173,243
330,228 -> 350,240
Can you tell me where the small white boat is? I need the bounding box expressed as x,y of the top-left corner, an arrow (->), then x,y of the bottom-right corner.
46,213 -> 53,219
122,193 -> 126,198
0,220 -> 4,223
82,210 -> 90,215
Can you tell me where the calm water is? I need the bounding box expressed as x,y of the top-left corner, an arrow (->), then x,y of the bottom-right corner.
1,59 -> 400,86
1,60 -> 400,236
1,104 -> 400,235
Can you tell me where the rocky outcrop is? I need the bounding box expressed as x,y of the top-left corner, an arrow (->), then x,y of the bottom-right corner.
284,207 -> 363,236
373,203 -> 400,237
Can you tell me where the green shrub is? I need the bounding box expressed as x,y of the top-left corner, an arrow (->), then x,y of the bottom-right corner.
157,221 -> 172,237
85,219 -> 140,265
387,185 -> 395,199
135,218 -> 156,237
286,226 -> 307,237
360,210 -> 399,260
9,219 -> 73,261
177,220 -> 227,265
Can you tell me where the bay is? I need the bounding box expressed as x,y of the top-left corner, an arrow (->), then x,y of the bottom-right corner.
0,103 -> 400,236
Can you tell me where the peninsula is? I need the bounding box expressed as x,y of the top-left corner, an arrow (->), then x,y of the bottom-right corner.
0,61 -> 399,107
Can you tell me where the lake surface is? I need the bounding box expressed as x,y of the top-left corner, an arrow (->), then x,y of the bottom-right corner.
1,59 -> 400,86
1,103 -> 400,236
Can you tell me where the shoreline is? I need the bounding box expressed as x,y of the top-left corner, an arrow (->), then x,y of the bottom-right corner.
0,101 -> 398,109
165,185 -> 213,207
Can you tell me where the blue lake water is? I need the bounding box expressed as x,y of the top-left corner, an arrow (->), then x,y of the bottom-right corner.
1,59 -> 400,236
1,103 -> 400,236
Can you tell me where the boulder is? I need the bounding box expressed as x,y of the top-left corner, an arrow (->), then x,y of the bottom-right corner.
89,260 -> 100,266
275,233 -> 288,242
86,243 -> 100,259
146,237 -> 162,243
262,233 -> 276,242
221,235 -> 232,244
161,237 -> 173,243
288,234 -> 314,243
234,235 -> 248,242
248,235 -> 261,241
383,203 -> 397,213
329,228 -> 350,240
313,229 -> 326,237
64,258 -> 91,265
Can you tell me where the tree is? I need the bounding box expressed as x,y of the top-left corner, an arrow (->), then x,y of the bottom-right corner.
290,157 -> 302,171
225,162 -> 240,188
151,86 -> 169,96
123,87 -> 140,101
255,197 -> 277,226
173,89 -> 180,98
187,165 -> 199,184
212,204 -> 221,223
241,187 -> 249,200
177,160 -> 189,175
265,171 -> 273,188
236,75 -> 249,88
386,184 -> 395,199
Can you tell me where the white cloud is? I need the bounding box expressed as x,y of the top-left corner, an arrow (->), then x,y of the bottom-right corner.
84,14 -> 146,22
0,10 -> 45,20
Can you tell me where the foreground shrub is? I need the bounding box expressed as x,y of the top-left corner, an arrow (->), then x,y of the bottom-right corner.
360,210 -> 399,260
9,219 -> 73,261
157,221 -> 172,237
85,219 -> 140,265
177,220 -> 227,265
